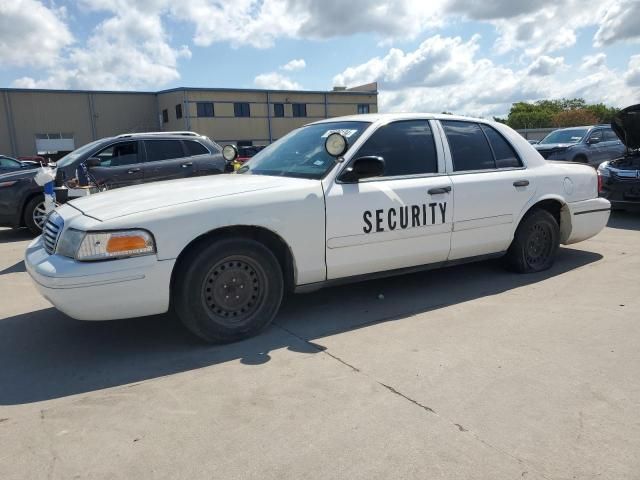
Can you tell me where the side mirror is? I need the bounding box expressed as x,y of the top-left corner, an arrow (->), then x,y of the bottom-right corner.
339,156 -> 385,183
222,145 -> 239,162
588,137 -> 600,145
85,157 -> 101,168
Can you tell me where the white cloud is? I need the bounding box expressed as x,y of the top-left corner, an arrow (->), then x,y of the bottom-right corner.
594,0 -> 640,46
254,72 -> 302,90
12,1 -> 190,90
625,55 -> 640,87
580,53 -> 607,70
281,59 -> 306,71
333,33 -> 639,118
170,0 -> 445,49
527,56 -> 566,76
0,0 -> 73,68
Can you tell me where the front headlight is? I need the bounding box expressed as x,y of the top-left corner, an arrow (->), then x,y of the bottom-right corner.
56,229 -> 155,261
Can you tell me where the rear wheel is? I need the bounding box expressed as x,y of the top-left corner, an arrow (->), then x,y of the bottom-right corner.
173,238 -> 284,343
505,209 -> 560,273
23,196 -> 47,235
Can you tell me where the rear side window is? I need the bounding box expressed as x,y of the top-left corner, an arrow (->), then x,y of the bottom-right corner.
184,140 -> 209,156
355,120 -> 438,177
144,140 -> 185,162
442,121 -> 495,171
480,125 -> 522,168
603,128 -> 619,141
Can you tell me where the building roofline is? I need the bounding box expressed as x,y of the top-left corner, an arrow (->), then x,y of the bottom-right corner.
0,85 -> 378,96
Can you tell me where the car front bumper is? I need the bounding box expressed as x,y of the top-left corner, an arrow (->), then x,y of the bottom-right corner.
25,236 -> 175,321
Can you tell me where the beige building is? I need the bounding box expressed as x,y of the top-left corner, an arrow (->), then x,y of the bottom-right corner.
0,83 -> 378,157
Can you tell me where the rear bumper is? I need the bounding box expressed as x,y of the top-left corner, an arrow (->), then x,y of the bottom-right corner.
565,198 -> 611,244
25,236 -> 174,320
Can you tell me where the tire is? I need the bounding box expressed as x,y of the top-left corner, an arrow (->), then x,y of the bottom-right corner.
173,237 -> 284,344
573,154 -> 588,164
23,196 -> 47,235
505,209 -> 560,273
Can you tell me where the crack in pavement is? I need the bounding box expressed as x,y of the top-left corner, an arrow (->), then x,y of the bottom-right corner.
272,322 -> 553,480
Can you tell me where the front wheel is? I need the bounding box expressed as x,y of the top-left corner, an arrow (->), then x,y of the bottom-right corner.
173,238 -> 284,343
505,209 -> 560,273
23,196 -> 48,235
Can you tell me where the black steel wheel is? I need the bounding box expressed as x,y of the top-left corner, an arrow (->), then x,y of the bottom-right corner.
505,208 -> 560,273
173,237 -> 284,343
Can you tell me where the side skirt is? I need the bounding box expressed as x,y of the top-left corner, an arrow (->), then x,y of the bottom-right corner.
294,251 -> 507,294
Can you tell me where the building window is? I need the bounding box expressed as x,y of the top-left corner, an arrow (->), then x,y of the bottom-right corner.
162,109 -> 169,123
197,102 -> 214,117
292,103 -> 307,117
237,140 -> 253,147
357,104 -> 370,114
234,102 -> 251,117
273,103 -> 285,117
175,104 -> 183,119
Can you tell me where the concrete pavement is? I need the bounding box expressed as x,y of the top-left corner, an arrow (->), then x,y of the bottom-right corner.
0,212 -> 639,479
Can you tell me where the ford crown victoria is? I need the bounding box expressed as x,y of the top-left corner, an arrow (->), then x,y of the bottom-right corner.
25,114 -> 611,343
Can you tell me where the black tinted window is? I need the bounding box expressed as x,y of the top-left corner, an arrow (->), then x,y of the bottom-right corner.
442,121 -> 495,171
480,125 -> 522,168
175,104 -> 182,119
144,140 -> 184,162
197,102 -> 214,117
95,141 -> 139,167
292,103 -> 307,117
184,141 -> 209,156
274,103 -> 284,117
356,120 -> 438,176
234,103 -> 250,117
603,128 -> 618,141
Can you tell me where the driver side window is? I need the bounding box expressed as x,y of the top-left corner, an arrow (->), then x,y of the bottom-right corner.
94,141 -> 139,167
354,120 -> 439,177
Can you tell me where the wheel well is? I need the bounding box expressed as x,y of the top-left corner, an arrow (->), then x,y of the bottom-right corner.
522,199 -> 571,243
573,154 -> 588,163
170,226 -> 296,296
19,192 -> 44,226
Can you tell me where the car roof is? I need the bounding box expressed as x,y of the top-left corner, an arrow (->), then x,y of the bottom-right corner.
309,113 -> 492,125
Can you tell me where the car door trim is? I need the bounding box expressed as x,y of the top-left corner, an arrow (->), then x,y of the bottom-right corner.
327,222 -> 452,249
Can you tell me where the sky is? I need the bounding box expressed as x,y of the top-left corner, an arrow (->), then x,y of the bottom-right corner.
0,0 -> 639,118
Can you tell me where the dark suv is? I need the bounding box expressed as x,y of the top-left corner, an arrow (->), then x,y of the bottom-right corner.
0,132 -> 226,234
598,104 -> 640,211
534,125 -> 625,167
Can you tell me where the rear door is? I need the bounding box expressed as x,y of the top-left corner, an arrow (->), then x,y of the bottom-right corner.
602,127 -> 626,162
440,120 -> 536,260
88,140 -> 144,188
183,140 -> 225,176
142,139 -> 192,181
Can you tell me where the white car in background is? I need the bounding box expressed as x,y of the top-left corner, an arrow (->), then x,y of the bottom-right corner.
25,114 -> 610,343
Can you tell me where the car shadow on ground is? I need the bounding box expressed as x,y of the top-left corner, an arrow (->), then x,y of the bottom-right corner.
0,246 -> 603,405
0,228 -> 34,244
607,210 -> 640,231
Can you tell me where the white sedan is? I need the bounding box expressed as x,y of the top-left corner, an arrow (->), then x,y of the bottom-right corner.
25,114 -> 611,343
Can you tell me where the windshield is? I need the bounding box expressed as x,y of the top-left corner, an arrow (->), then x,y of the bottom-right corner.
237,121 -> 370,179
539,128 -> 588,145
56,139 -> 105,167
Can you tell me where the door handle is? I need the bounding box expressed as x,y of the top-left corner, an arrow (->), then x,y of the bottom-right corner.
428,186 -> 452,195
513,180 -> 529,187
181,162 -> 193,168
127,168 -> 141,174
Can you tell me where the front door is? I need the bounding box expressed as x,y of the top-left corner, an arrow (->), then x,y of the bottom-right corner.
439,120 -> 537,260
89,140 -> 144,189
324,120 -> 453,280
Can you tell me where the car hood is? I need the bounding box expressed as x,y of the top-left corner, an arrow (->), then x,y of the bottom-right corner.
612,103 -> 640,150
534,143 -> 573,150
0,168 -> 37,181
68,174 -> 315,221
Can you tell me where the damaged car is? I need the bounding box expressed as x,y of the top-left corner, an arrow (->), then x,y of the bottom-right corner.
598,104 -> 640,211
